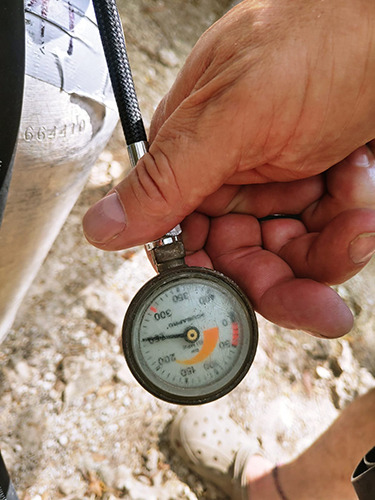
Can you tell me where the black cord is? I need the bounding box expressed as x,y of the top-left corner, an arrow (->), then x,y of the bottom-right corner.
92,0 -> 147,145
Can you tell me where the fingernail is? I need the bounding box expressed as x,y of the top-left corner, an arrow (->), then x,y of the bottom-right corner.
348,146 -> 373,168
83,192 -> 126,244
350,233 -> 375,264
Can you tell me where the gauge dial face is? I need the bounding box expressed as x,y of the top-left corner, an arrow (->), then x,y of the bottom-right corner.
122,267 -> 258,405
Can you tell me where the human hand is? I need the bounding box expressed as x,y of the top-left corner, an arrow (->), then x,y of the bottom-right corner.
83,0 -> 375,337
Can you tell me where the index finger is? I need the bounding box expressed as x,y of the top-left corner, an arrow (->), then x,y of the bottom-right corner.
204,214 -> 353,337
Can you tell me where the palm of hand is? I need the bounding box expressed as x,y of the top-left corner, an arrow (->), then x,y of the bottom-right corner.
181,146 -> 375,337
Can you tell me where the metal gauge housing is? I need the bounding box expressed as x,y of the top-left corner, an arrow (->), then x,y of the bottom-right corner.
122,266 -> 258,405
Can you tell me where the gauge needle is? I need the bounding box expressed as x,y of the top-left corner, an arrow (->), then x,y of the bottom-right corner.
177,327 -> 219,365
142,333 -> 186,342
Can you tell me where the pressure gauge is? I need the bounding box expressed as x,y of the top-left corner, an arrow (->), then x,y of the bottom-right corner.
91,0 -> 259,405
122,264 -> 258,405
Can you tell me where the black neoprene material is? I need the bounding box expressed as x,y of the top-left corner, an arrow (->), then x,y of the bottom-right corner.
0,0 -> 25,225
92,0 -> 147,145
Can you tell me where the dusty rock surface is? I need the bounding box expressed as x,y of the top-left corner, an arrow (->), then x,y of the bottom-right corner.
1,1 -> 375,498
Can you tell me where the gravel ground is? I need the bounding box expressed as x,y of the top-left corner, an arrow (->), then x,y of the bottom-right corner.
1,1 -> 375,498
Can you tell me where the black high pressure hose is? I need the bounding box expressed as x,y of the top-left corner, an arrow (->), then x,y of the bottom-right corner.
92,0 -> 147,146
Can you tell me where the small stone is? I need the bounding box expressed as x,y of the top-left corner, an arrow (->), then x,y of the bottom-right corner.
81,284 -> 126,335
58,435 -> 69,446
316,366 -> 331,380
115,363 -> 136,385
58,475 -> 86,496
337,341 -> 355,373
108,160 -> 123,179
62,356 -> 114,406
144,448 -> 159,472
157,48 -> 179,67
86,308 -> 116,334
17,406 -> 48,449
101,464 -> 131,490
14,360 -> 33,381
99,150 -> 113,163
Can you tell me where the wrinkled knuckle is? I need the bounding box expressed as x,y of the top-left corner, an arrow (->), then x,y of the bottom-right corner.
131,149 -> 182,218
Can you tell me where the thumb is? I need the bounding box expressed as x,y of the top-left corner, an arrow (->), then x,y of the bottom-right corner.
82,111 -> 233,250
83,12 -> 260,251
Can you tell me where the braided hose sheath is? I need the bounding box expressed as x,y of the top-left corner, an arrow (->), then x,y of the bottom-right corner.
0,451 -> 19,499
92,0 -> 147,145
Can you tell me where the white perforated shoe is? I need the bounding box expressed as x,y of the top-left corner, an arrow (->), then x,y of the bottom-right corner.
170,406 -> 257,499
